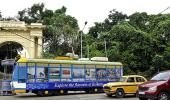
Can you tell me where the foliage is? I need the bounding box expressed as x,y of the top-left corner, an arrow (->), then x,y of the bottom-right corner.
163,46 -> 170,68
1,3 -> 170,77
87,11 -> 170,77
129,12 -> 150,32
88,9 -> 127,38
108,22 -> 154,72
44,7 -> 79,56
18,4 -> 79,57
18,3 -> 45,23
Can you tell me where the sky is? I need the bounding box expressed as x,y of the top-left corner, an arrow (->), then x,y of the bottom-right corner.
0,0 -> 170,33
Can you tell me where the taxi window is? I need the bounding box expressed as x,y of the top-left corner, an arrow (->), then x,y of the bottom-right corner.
127,77 -> 135,82
136,77 -> 145,82
120,77 -> 127,82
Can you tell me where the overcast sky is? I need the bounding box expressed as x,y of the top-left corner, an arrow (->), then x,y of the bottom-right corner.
0,0 -> 170,33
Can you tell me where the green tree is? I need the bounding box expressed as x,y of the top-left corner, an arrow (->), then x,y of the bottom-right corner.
87,11 -> 170,76
149,14 -> 170,32
163,45 -> 170,68
152,54 -> 164,72
18,3 -> 45,23
153,19 -> 170,46
107,22 -> 154,73
18,4 -> 79,58
44,6 -> 79,56
129,12 -> 150,32
88,9 -> 127,38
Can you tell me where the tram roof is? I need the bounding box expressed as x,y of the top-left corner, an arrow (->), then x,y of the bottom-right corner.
18,58 -> 123,66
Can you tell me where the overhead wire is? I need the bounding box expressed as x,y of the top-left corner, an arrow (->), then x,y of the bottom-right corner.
7,30 -> 43,47
159,6 -> 170,14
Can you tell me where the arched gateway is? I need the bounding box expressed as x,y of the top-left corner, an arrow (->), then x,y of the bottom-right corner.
0,21 -> 44,58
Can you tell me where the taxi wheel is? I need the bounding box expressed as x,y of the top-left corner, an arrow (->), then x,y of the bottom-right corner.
115,89 -> 125,98
158,92 -> 169,100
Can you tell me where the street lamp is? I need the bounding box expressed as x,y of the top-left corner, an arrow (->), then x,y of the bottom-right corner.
80,21 -> 88,58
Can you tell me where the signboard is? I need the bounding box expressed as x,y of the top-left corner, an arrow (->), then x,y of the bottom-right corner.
1,59 -> 15,66
26,81 -> 109,90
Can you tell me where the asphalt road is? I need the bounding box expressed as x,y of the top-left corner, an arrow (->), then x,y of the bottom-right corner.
0,93 -> 139,100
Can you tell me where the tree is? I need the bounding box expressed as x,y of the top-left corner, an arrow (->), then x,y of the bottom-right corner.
152,54 -> 164,72
106,22 -> 154,73
43,6 -> 79,56
129,12 -> 150,32
88,9 -> 127,38
87,11 -> 170,75
153,19 -> 170,45
149,14 -> 170,33
18,3 -> 45,24
163,45 -> 170,68
18,4 -> 79,58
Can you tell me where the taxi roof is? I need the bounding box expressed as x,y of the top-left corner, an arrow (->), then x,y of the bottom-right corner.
122,75 -> 144,78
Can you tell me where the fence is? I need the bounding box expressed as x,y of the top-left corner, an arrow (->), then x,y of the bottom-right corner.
0,80 -> 12,95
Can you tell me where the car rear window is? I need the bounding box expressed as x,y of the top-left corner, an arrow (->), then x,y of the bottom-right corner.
151,71 -> 170,81
136,77 -> 145,82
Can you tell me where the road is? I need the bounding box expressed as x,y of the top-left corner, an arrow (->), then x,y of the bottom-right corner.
0,93 -> 138,100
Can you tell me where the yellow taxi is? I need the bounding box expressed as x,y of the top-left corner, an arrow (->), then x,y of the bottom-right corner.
103,75 -> 147,98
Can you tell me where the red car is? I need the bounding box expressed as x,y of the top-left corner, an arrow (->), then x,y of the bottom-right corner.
138,70 -> 170,100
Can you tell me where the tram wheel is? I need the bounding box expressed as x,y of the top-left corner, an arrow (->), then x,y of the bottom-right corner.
37,91 -> 45,96
59,90 -> 68,95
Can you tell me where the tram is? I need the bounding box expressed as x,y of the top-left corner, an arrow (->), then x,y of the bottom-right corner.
11,57 -> 123,96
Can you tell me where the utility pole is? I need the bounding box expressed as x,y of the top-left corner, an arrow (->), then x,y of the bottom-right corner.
87,45 -> 89,58
104,38 -> 107,57
80,21 -> 88,58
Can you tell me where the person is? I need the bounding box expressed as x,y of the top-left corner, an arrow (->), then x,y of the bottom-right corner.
15,54 -> 21,62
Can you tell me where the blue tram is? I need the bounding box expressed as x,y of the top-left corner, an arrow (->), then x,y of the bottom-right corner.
11,58 -> 123,96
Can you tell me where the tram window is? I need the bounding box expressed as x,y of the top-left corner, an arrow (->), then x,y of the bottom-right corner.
36,67 -> 48,82
107,68 -> 114,81
85,68 -> 96,81
73,65 -> 85,82
61,67 -> 71,81
49,67 -> 60,82
27,67 -> 35,82
96,67 -> 107,81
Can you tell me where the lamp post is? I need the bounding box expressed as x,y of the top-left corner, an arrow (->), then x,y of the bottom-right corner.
104,38 -> 107,57
80,21 -> 88,58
